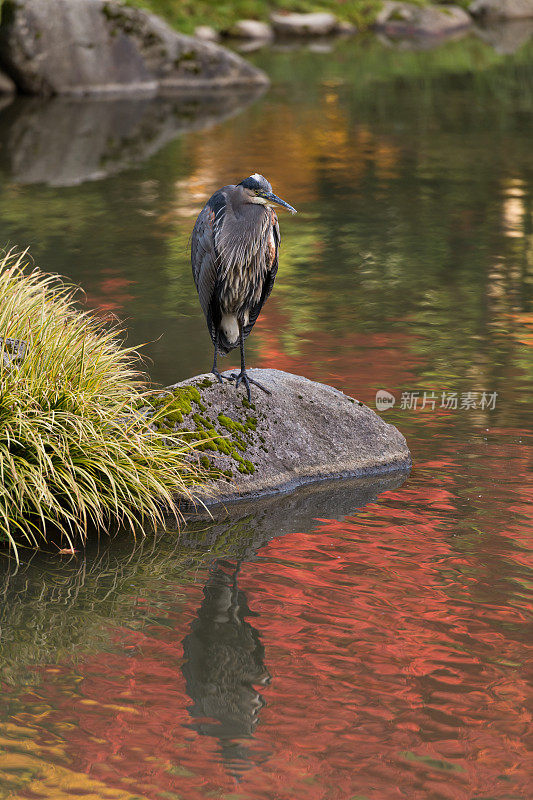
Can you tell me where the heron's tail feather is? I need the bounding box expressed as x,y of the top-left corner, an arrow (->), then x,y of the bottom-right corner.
216,336 -> 233,355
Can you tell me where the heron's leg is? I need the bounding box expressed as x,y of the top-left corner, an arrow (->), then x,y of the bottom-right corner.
231,326 -> 272,402
211,342 -> 224,384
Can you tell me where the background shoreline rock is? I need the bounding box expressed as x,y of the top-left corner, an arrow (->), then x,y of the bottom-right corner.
374,2 -> 472,39
270,11 -> 338,37
469,0 -> 533,19
0,0 -> 268,96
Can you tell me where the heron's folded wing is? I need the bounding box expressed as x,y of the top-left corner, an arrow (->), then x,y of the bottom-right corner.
191,202 -> 221,338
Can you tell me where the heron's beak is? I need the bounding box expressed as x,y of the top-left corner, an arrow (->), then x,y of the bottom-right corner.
264,192 -> 297,214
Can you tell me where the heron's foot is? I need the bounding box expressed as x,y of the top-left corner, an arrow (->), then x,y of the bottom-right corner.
230,370 -> 272,403
212,368 -> 233,384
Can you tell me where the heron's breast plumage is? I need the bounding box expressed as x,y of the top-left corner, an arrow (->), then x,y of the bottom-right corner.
216,206 -> 275,314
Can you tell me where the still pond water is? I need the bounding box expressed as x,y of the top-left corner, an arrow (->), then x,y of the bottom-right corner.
0,33 -> 532,800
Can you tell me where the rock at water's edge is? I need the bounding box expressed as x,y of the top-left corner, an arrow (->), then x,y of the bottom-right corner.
193,25 -> 220,43
336,20 -> 359,35
374,2 -> 472,37
468,0 -> 533,19
0,0 -> 268,96
270,12 -> 338,37
146,369 -> 411,506
470,0 -> 533,18
228,20 -> 274,40
474,18 -> 533,52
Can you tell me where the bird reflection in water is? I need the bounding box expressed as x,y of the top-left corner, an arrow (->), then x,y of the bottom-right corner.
182,559 -> 270,776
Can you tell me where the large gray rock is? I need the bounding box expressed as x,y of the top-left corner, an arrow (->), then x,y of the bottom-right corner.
0,0 -> 268,96
470,0 -> 533,18
145,369 -> 411,507
270,12 -> 338,37
375,2 -> 472,37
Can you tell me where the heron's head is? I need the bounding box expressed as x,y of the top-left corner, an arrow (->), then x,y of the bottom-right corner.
238,174 -> 297,214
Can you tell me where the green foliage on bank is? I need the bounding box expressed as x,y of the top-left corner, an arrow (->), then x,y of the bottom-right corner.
126,0 -> 431,34
0,251 -> 203,558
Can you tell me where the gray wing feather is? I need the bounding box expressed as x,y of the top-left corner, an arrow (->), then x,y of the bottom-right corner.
191,201 -> 221,342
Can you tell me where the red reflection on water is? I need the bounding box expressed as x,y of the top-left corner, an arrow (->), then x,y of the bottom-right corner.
14,464 -> 532,800
252,301 -> 423,406
83,270 -> 136,313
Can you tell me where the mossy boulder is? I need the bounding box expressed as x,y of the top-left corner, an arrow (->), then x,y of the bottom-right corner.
0,0 -> 268,96
142,369 -> 411,508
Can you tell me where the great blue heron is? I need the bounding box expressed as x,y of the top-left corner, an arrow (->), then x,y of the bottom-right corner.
191,174 -> 297,402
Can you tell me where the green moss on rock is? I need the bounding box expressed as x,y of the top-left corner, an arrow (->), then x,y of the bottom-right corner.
237,460 -> 255,475
197,378 -> 214,390
218,413 -> 246,434
140,379 -> 262,480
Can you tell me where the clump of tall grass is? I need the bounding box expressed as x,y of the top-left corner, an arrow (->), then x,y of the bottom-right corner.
0,251 -> 202,559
